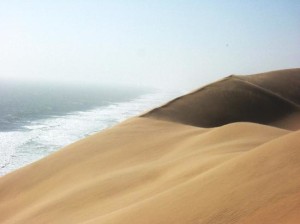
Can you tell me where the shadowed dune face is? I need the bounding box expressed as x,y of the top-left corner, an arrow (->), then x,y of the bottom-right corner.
142,69 -> 300,129
239,69 -> 300,105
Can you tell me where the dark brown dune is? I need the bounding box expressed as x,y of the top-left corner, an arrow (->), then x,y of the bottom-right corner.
142,68 -> 300,129
239,68 -> 300,105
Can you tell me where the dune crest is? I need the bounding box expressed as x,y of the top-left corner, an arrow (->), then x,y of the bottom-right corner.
1,69 -> 300,224
143,68 -> 300,129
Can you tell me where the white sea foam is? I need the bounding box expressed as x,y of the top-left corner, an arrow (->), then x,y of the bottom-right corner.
0,90 -> 178,175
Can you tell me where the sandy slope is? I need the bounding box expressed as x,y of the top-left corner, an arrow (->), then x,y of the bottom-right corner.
0,69 -> 300,223
143,69 -> 300,128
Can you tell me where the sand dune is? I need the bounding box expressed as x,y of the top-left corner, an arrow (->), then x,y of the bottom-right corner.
1,69 -> 300,223
143,68 -> 300,129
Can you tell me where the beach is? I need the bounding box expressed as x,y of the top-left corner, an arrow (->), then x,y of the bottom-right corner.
1,68 -> 300,223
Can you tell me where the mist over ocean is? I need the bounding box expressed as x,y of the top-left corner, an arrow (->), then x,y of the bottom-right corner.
0,81 -> 177,175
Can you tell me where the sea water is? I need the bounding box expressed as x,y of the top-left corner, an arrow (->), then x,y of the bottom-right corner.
0,81 -> 178,175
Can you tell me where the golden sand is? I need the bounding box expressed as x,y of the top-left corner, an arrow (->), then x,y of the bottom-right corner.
1,68 -> 300,223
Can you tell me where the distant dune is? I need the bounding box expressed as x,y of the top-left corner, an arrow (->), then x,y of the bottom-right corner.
1,68 -> 300,224
143,69 -> 300,129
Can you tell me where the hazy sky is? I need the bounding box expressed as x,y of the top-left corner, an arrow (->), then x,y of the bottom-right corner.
0,0 -> 299,89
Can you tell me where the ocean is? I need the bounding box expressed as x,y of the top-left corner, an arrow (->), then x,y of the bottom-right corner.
0,81 -> 178,175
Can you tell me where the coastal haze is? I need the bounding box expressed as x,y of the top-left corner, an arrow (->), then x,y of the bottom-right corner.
0,1 -> 299,89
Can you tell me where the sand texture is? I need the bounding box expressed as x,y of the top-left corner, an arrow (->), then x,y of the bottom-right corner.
1,68 -> 300,224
